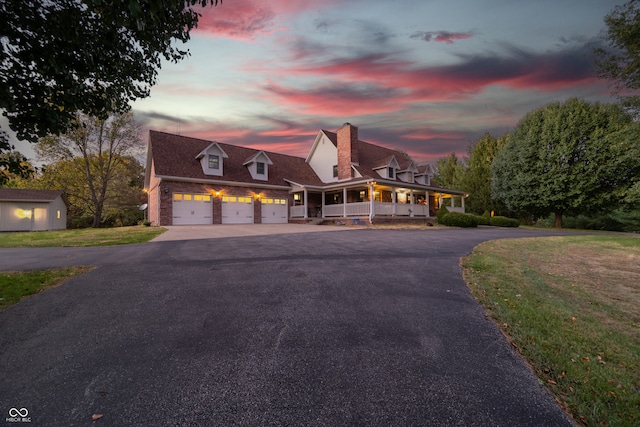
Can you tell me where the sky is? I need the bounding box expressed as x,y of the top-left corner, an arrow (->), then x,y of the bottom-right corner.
11,0 -> 629,165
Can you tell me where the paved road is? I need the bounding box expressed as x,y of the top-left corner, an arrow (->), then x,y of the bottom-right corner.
0,226 -> 576,426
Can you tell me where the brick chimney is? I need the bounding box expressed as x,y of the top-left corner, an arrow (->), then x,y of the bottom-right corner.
337,122 -> 358,180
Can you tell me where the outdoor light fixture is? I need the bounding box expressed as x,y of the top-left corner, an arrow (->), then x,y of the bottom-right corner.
164,187 -> 168,195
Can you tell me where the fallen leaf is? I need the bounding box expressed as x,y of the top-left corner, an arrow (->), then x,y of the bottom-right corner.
582,357 -> 590,362
571,317 -> 577,322
92,414 -> 103,421
547,379 -> 557,385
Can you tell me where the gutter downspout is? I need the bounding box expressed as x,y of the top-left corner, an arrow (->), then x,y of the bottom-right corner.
157,178 -> 162,226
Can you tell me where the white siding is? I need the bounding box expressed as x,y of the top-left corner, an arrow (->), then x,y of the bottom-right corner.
0,198 -> 67,232
308,135 -> 338,183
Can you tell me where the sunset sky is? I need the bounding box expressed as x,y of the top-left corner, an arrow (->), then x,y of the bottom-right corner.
12,0 -> 628,164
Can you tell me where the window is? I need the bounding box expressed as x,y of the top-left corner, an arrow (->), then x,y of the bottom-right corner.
256,162 -> 265,175
208,155 -> 220,170
57,210 -> 61,219
333,165 -> 338,178
388,167 -> 395,178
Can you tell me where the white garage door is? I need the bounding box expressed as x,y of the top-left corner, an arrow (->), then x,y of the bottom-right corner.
261,198 -> 288,224
221,196 -> 254,224
173,193 -> 212,225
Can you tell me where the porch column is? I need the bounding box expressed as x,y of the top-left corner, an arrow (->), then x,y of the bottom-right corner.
409,189 -> 414,217
461,195 -> 465,212
343,187 -> 347,217
303,188 -> 308,219
439,194 -> 444,209
425,191 -> 430,217
369,183 -> 375,223
392,188 -> 397,216
322,191 -> 326,218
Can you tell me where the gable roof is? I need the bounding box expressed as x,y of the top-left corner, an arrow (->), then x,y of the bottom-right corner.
0,188 -> 67,205
195,142 -> 229,160
148,131 -> 324,187
320,130 -> 417,180
243,151 -> 273,166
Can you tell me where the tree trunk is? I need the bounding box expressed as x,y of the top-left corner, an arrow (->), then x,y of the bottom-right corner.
553,210 -> 563,228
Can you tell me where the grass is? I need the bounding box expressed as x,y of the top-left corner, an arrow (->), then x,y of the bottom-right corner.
0,225 -> 165,247
0,267 -> 93,309
0,226 -> 165,309
461,235 -> 640,427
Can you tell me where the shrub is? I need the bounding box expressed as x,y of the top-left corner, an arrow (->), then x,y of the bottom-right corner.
436,205 -> 449,223
473,214 -> 491,225
482,210 -> 491,218
441,212 -> 478,227
489,216 -> 520,227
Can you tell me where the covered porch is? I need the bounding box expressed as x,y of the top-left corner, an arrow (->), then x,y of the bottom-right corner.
289,180 -> 466,222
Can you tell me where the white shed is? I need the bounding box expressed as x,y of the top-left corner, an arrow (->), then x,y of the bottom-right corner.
0,189 -> 68,231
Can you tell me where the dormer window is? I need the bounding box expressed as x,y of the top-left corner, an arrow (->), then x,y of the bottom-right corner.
388,167 -> 395,179
243,151 -> 273,181
209,155 -> 220,170
196,142 -> 228,177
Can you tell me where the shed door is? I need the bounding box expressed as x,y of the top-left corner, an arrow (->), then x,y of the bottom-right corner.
261,198 -> 288,224
173,193 -> 212,225
221,196 -> 254,224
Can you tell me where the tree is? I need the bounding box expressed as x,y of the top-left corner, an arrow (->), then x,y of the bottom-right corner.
458,132 -> 507,215
0,150 -> 36,186
36,155 -> 145,227
35,112 -> 144,227
492,98 -> 638,228
596,0 -> 640,112
0,0 -> 219,142
432,153 -> 465,189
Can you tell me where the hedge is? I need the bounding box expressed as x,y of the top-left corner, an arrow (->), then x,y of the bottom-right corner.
489,216 -> 520,227
441,212 -> 478,227
472,214 -> 491,225
436,205 -> 449,223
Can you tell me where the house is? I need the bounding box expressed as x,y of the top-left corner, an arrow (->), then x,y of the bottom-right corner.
0,188 -> 68,231
144,123 -> 467,226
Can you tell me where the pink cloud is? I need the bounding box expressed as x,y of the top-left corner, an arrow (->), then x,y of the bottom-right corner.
411,31 -> 474,44
194,1 -> 276,40
271,43 -> 600,103
262,82 -> 408,116
194,0 -> 342,40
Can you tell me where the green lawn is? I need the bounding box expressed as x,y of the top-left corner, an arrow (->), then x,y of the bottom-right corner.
0,225 -> 165,247
0,267 -> 93,309
0,226 -> 165,309
462,235 -> 640,427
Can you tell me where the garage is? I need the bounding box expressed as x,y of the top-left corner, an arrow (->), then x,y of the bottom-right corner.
221,195 -> 254,224
173,193 -> 212,225
261,198 -> 288,224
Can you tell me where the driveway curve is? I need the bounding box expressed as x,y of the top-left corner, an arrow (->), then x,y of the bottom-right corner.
0,226 -> 576,426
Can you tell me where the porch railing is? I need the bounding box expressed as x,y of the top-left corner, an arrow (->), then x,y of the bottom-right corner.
374,202 -> 394,215
345,202 -> 370,216
290,205 -> 306,218
292,201 -> 443,219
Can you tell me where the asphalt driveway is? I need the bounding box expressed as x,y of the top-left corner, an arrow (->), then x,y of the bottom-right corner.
0,226 -> 576,426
